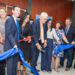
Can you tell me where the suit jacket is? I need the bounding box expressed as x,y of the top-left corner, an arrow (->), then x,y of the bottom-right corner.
64,25 -> 75,43
32,19 -> 47,44
4,16 -> 18,51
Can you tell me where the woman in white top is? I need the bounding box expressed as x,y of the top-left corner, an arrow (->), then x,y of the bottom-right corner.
42,19 -> 60,73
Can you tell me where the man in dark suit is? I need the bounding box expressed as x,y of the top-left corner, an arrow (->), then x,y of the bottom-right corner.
31,12 -> 48,73
4,6 -> 20,75
60,18 -> 75,71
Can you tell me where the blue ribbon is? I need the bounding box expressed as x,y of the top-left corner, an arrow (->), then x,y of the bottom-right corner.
0,48 -> 39,75
54,43 -> 75,54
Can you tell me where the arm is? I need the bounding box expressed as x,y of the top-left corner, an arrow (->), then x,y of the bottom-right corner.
43,24 -> 47,48
26,25 -> 32,43
32,21 -> 42,50
62,33 -> 69,43
19,25 -> 24,39
28,23 -> 32,36
43,24 -> 47,47
0,33 -> 4,44
53,29 -> 60,44
32,21 -> 39,44
72,27 -> 75,44
73,27 -> 75,41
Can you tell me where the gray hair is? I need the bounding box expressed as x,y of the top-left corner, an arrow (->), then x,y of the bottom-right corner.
40,12 -> 48,18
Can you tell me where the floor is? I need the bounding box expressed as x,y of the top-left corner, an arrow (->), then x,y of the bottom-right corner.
20,66 -> 75,75
5,52 -> 75,75
5,59 -> 75,75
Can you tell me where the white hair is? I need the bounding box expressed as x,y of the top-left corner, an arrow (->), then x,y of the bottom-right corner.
40,12 -> 48,18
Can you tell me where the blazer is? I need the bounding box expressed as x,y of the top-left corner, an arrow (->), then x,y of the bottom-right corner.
64,25 -> 75,43
4,16 -> 18,51
32,19 -> 47,44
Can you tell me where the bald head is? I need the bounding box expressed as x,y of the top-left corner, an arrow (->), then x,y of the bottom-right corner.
40,12 -> 48,24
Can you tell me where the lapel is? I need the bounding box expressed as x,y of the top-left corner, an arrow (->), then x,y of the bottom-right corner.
37,19 -> 40,34
66,25 -> 72,35
11,16 -> 17,31
64,27 -> 66,34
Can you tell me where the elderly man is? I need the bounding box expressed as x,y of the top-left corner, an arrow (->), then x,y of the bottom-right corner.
31,12 -> 48,73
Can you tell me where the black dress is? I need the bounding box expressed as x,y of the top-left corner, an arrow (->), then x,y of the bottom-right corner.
20,22 -> 32,61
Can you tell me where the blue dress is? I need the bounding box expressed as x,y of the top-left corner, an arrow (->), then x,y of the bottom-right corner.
52,29 -> 64,57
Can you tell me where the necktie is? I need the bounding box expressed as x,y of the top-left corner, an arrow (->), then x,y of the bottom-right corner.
40,24 -> 44,43
65,26 -> 69,35
16,20 -> 20,41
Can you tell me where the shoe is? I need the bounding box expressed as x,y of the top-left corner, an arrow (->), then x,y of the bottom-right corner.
48,71 -> 52,73
31,69 -> 40,74
65,68 -> 70,71
31,71 -> 35,74
42,70 -> 46,72
58,65 -> 63,68
36,69 -> 40,72
54,68 -> 60,72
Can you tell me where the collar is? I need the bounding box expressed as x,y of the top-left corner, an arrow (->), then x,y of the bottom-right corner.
66,25 -> 71,27
12,15 -> 17,24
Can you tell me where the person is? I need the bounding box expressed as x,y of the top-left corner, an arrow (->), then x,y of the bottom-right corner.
42,19 -> 60,73
0,7 -> 7,75
52,21 -> 69,72
60,18 -> 75,71
4,5 -> 21,75
31,12 -> 48,74
17,12 -> 32,75
74,63 -> 75,69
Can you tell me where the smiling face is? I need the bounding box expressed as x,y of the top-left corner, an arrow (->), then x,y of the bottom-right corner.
55,23 -> 61,29
0,8 -> 7,18
24,14 -> 30,23
65,19 -> 72,26
12,7 -> 20,18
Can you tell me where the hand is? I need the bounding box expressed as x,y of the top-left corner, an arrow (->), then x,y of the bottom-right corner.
23,37 -> 28,42
28,39 -> 31,43
66,41 -> 69,44
1,37 -> 5,44
23,40 -> 28,42
44,42 -> 47,48
14,45 -> 18,49
71,41 -> 75,45
57,40 -> 61,44
36,43 -> 42,51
